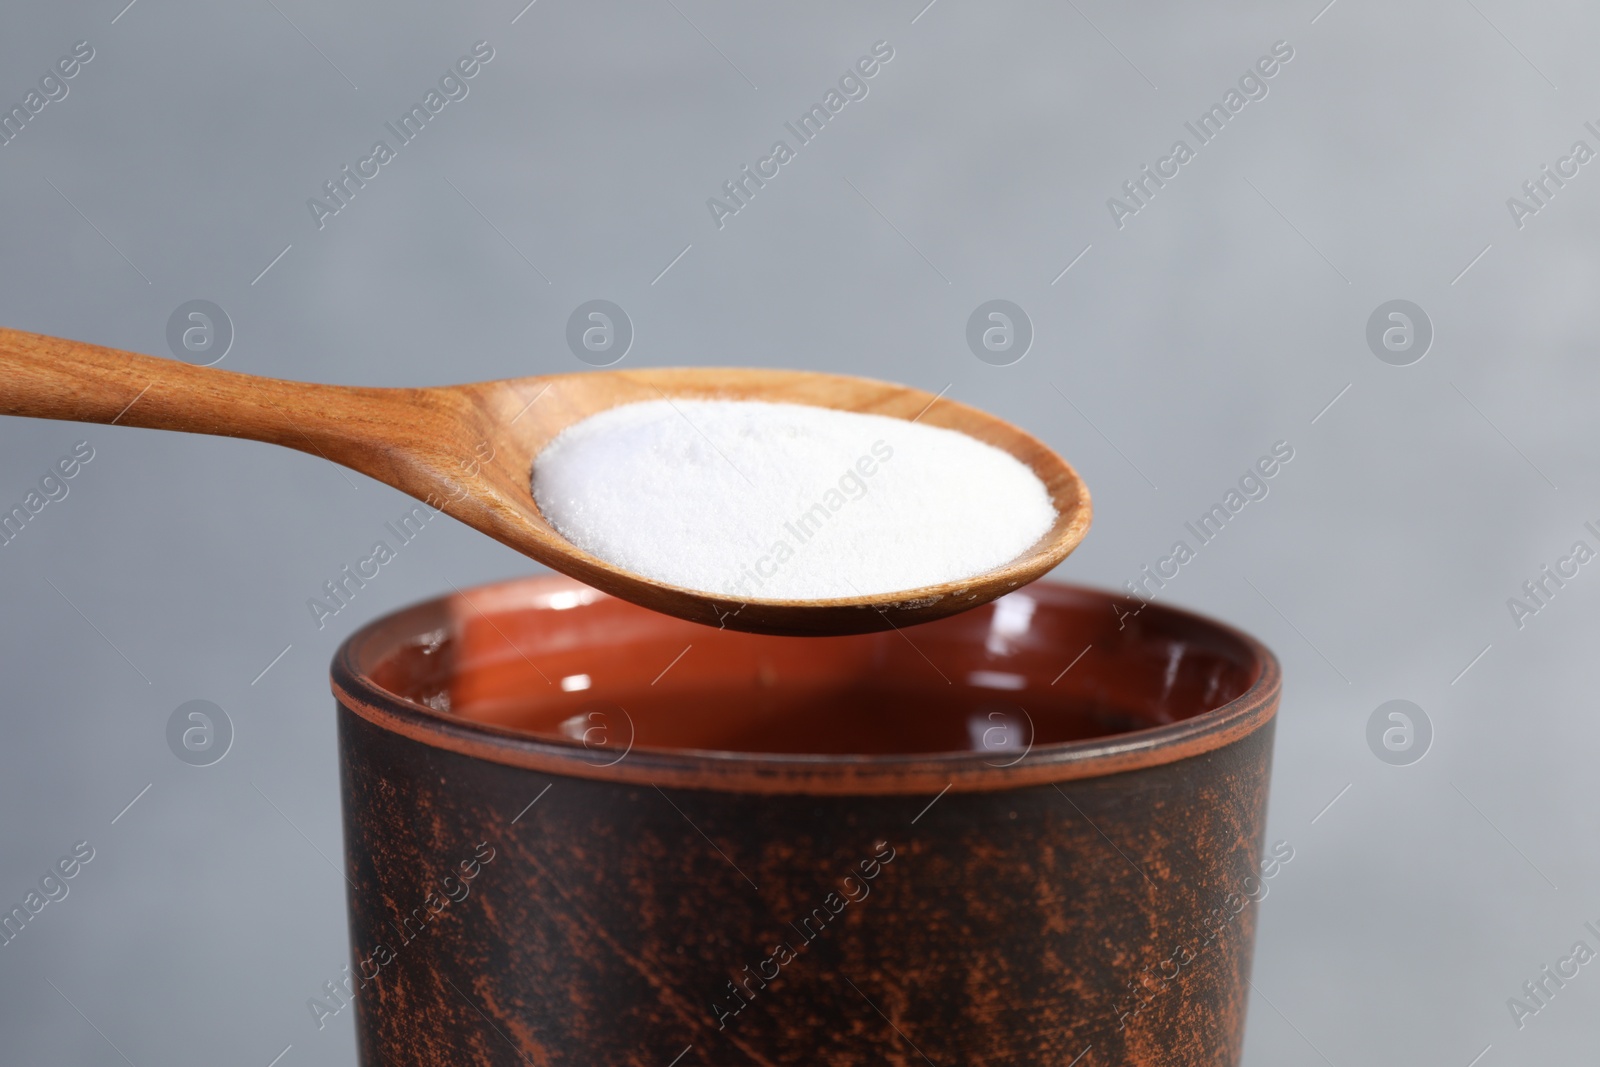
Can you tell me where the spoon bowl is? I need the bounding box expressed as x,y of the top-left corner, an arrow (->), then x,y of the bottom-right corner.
0,327 -> 1090,635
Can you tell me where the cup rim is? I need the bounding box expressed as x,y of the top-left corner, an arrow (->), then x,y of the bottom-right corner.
331,575 -> 1280,796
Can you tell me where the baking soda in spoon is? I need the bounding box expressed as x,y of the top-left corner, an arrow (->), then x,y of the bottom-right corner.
530,399 -> 1056,600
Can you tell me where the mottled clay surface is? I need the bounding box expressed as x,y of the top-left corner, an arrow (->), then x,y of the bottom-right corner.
333,577 -> 1279,1065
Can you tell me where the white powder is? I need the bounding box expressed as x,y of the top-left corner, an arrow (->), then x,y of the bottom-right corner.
530,399 -> 1056,600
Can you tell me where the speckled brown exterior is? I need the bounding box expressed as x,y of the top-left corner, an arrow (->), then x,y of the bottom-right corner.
333,579 -> 1279,1066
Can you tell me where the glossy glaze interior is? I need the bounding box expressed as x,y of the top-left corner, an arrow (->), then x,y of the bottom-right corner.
365,578 -> 1261,758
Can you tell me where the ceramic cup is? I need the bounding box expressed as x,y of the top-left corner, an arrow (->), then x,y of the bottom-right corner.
331,575 -> 1280,1065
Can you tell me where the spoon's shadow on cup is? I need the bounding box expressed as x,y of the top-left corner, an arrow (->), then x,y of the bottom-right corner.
332,576 -> 1279,1066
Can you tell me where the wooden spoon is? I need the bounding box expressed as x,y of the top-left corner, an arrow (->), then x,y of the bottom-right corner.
0,327 -> 1090,636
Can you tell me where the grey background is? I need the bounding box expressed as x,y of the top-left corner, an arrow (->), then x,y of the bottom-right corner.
0,0 -> 1594,1063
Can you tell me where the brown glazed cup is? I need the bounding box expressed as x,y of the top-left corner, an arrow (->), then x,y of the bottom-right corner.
331,576 -> 1280,1066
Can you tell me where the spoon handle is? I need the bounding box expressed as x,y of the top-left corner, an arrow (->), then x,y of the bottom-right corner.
0,326 -> 394,465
